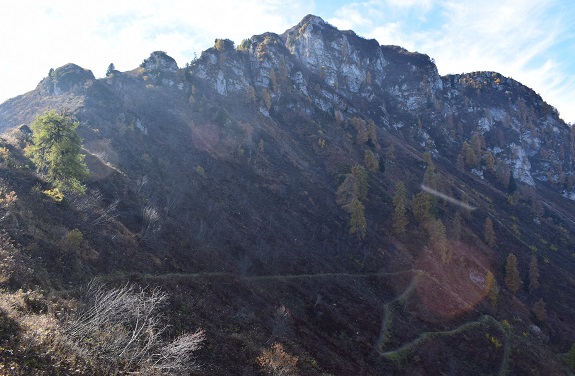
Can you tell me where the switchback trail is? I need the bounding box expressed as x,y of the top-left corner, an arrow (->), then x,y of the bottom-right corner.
95,269 -> 413,283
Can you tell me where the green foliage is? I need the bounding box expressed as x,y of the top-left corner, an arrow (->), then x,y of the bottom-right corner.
411,192 -> 431,224
25,110 -> 89,195
336,164 -> 369,239
214,38 -> 227,51
348,197 -> 366,239
504,253 -> 521,294
392,181 -> 409,235
238,38 -> 252,51
484,217 -> 496,248
262,89 -> 272,111
566,342 -> 575,371
427,218 -> 449,262
106,63 -> 115,77
461,141 -> 479,169
351,164 -> 368,200
452,212 -> 462,241
485,271 -> 498,307
43,188 -> 64,203
0,146 -> 12,168
195,165 -> 205,177
532,298 -> 546,321
500,319 -> 512,332
63,229 -> 83,251
364,150 -> 379,172
485,333 -> 502,349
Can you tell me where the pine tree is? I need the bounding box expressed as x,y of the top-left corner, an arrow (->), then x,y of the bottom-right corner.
452,212 -> 462,241
25,110 -> 89,194
106,63 -> 115,77
484,217 -> 496,248
504,253 -> 521,294
428,218 -> 450,263
351,164 -> 368,200
411,192 -> 431,224
364,149 -> 379,172
422,152 -> 438,189
533,298 -> 546,321
347,197 -> 366,239
392,181 -> 408,235
485,271 -> 498,307
336,164 -> 369,239
485,151 -> 495,174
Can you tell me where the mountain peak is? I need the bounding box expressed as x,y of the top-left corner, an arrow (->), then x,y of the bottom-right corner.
140,51 -> 178,73
300,14 -> 327,26
37,63 -> 95,95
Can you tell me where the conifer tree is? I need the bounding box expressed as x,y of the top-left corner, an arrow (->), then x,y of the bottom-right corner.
484,217 -> 496,248
428,218 -> 449,263
504,253 -> 521,294
392,181 -> 408,235
106,63 -> 115,77
25,110 -> 89,194
485,271 -> 498,307
364,149 -> 379,172
351,164 -> 368,200
533,298 -> 546,321
411,192 -> 431,224
452,212 -> 462,241
347,197 -> 366,239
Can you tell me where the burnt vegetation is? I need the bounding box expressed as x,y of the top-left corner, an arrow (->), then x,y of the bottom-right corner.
0,14 -> 574,375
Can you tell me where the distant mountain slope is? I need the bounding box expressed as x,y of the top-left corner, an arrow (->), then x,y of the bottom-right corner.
0,14 -> 574,375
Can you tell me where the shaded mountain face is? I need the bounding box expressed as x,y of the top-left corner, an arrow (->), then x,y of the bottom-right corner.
0,14 -> 574,375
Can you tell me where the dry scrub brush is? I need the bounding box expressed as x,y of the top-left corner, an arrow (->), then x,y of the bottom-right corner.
63,281 -> 204,375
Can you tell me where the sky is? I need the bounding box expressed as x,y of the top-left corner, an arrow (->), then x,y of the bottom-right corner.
0,0 -> 573,123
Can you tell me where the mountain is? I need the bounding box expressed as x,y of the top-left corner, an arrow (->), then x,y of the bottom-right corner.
0,14 -> 574,375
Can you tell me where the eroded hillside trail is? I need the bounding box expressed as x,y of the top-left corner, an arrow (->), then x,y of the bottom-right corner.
93,267 -> 509,373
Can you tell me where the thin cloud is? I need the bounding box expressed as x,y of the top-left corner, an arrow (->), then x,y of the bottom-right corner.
0,0 -> 310,103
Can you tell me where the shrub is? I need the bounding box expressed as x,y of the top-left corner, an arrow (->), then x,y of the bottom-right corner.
63,281 -> 205,375
43,188 -> 64,203
257,342 -> 298,375
62,229 -> 83,251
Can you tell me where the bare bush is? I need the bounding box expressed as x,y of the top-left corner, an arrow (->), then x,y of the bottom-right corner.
63,281 -> 204,375
69,189 -> 103,212
269,305 -> 292,343
92,198 -> 120,226
141,206 -> 163,242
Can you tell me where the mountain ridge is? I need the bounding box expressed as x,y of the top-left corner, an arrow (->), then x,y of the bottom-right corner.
0,14 -> 574,375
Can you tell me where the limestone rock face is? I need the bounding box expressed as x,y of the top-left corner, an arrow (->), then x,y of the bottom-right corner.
37,63 -> 95,95
141,51 -> 178,73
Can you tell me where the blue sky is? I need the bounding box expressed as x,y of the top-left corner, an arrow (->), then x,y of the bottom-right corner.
1,0 -> 573,123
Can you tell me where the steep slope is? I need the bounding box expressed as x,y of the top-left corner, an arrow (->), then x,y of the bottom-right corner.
0,14 -> 574,375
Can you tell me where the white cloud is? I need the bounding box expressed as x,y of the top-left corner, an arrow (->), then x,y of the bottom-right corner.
0,0 -> 313,104
386,0 -> 433,10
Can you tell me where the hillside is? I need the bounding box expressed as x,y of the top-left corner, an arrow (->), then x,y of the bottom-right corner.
0,14 -> 575,375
